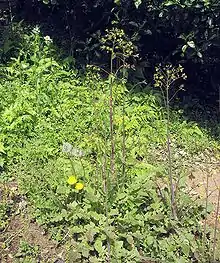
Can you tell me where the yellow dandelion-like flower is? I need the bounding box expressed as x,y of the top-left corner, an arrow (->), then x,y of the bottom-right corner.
67,176 -> 77,185
75,182 -> 84,190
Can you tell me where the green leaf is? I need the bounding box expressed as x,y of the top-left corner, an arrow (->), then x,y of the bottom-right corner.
134,0 -> 142,8
164,1 -> 175,6
89,257 -> 99,263
0,143 -> 5,154
179,257 -> 188,263
52,213 -> 63,222
80,244 -> 91,258
187,41 -> 195,49
146,235 -> 154,245
197,51 -> 203,58
85,228 -> 97,243
182,45 -> 188,53
127,235 -> 134,245
0,157 -> 4,167
56,185 -> 69,195
94,239 -> 105,255
182,240 -> 190,256
71,226 -> 84,234
114,240 -> 124,255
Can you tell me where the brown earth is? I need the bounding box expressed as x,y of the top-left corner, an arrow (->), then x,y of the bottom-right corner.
187,161 -> 220,227
0,182 -> 65,263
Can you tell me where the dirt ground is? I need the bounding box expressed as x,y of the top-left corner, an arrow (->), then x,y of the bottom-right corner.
187,160 -> 220,226
0,182 -> 65,263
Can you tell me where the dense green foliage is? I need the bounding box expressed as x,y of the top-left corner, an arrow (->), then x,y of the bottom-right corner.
0,25 -> 219,262
1,0 -> 220,261
2,0 -> 216,109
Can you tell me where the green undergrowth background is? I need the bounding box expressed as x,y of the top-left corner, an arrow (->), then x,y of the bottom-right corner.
0,25 -> 220,263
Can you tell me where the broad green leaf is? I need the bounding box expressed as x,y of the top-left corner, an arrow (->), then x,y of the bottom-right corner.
187,41 -> 195,49
94,239 -> 105,255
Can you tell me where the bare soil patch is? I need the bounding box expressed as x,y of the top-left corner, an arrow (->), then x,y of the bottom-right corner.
0,182 -> 65,263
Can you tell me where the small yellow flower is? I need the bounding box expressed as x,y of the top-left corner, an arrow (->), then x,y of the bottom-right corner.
75,182 -> 84,190
67,176 -> 77,185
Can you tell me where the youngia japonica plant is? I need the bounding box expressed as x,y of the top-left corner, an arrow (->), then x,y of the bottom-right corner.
154,64 -> 187,219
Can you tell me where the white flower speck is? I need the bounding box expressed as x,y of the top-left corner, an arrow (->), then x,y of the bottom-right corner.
44,35 -> 53,44
32,26 -> 40,34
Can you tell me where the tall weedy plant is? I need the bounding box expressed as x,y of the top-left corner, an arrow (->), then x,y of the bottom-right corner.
154,64 -> 187,219
98,28 -> 135,262
100,28 -> 135,182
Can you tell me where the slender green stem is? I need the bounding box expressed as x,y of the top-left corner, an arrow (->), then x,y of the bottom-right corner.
122,85 -> 126,183
109,51 -> 115,180
79,157 -> 86,179
103,141 -> 111,263
69,157 -> 76,175
122,56 -> 126,184
166,82 -> 177,219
